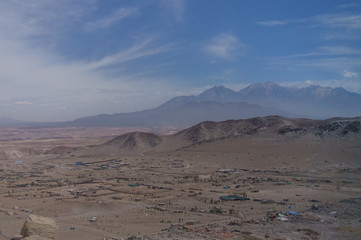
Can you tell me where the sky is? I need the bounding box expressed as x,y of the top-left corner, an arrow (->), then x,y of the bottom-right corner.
0,0 -> 360,122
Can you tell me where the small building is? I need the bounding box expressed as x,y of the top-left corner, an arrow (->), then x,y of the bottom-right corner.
185,220 -> 200,225
220,195 -> 250,201
128,183 -> 141,187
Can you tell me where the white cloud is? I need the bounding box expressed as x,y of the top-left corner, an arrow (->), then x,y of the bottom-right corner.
343,70 -> 358,78
204,33 -> 246,61
84,8 -> 139,31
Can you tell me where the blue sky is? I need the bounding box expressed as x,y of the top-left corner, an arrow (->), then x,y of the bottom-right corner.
0,0 -> 360,121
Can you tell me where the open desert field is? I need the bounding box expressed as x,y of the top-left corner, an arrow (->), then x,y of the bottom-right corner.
0,116 -> 360,240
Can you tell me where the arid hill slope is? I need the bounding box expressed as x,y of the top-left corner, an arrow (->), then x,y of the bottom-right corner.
99,132 -> 162,153
73,116 -> 360,156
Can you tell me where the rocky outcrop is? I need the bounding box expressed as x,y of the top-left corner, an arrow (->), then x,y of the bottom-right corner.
20,215 -> 58,240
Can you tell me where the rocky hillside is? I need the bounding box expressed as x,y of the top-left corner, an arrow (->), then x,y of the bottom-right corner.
72,116 -> 360,155
101,132 -> 163,152
170,116 -> 360,145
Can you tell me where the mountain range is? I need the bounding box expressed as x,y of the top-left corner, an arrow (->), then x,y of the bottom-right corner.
68,82 -> 361,128
2,82 -> 360,128
163,82 -> 361,117
69,100 -> 289,128
0,117 -> 27,126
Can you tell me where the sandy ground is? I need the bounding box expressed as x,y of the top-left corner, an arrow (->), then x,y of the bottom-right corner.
0,127 -> 360,240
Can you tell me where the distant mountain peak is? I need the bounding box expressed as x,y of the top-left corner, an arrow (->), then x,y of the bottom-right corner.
197,85 -> 238,103
240,81 -> 287,97
211,85 -> 231,90
258,81 -> 279,86
247,81 -> 282,89
200,85 -> 235,94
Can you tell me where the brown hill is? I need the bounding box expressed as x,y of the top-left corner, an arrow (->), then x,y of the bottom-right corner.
169,115 -> 360,145
102,132 -> 163,151
76,132 -> 163,155
69,116 -> 360,155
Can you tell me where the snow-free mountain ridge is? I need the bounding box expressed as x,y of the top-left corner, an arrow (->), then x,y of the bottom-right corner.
67,81 -> 361,128
2,82 -> 360,128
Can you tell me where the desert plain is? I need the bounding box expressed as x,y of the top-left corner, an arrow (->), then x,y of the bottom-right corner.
0,116 -> 360,240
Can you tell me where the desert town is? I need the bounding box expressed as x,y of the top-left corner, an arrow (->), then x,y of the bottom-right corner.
0,116 -> 360,239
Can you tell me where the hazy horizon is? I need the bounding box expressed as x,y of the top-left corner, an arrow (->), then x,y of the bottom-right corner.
2,81 -> 361,124
1,0 -> 360,121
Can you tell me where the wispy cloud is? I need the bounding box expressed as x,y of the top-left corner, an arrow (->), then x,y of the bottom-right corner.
257,13 -> 361,30
259,7 -> 361,82
343,70 -> 358,78
159,0 -> 185,22
311,14 -> 361,30
0,35 -> 175,121
0,1 -> 97,40
257,20 -> 288,26
283,46 -> 361,58
338,3 -> 361,9
316,46 -> 361,55
86,38 -> 172,70
204,33 -> 246,61
0,1 -> 181,121
15,101 -> 32,105
267,45 -> 361,74
268,56 -> 361,72
84,7 -> 139,31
